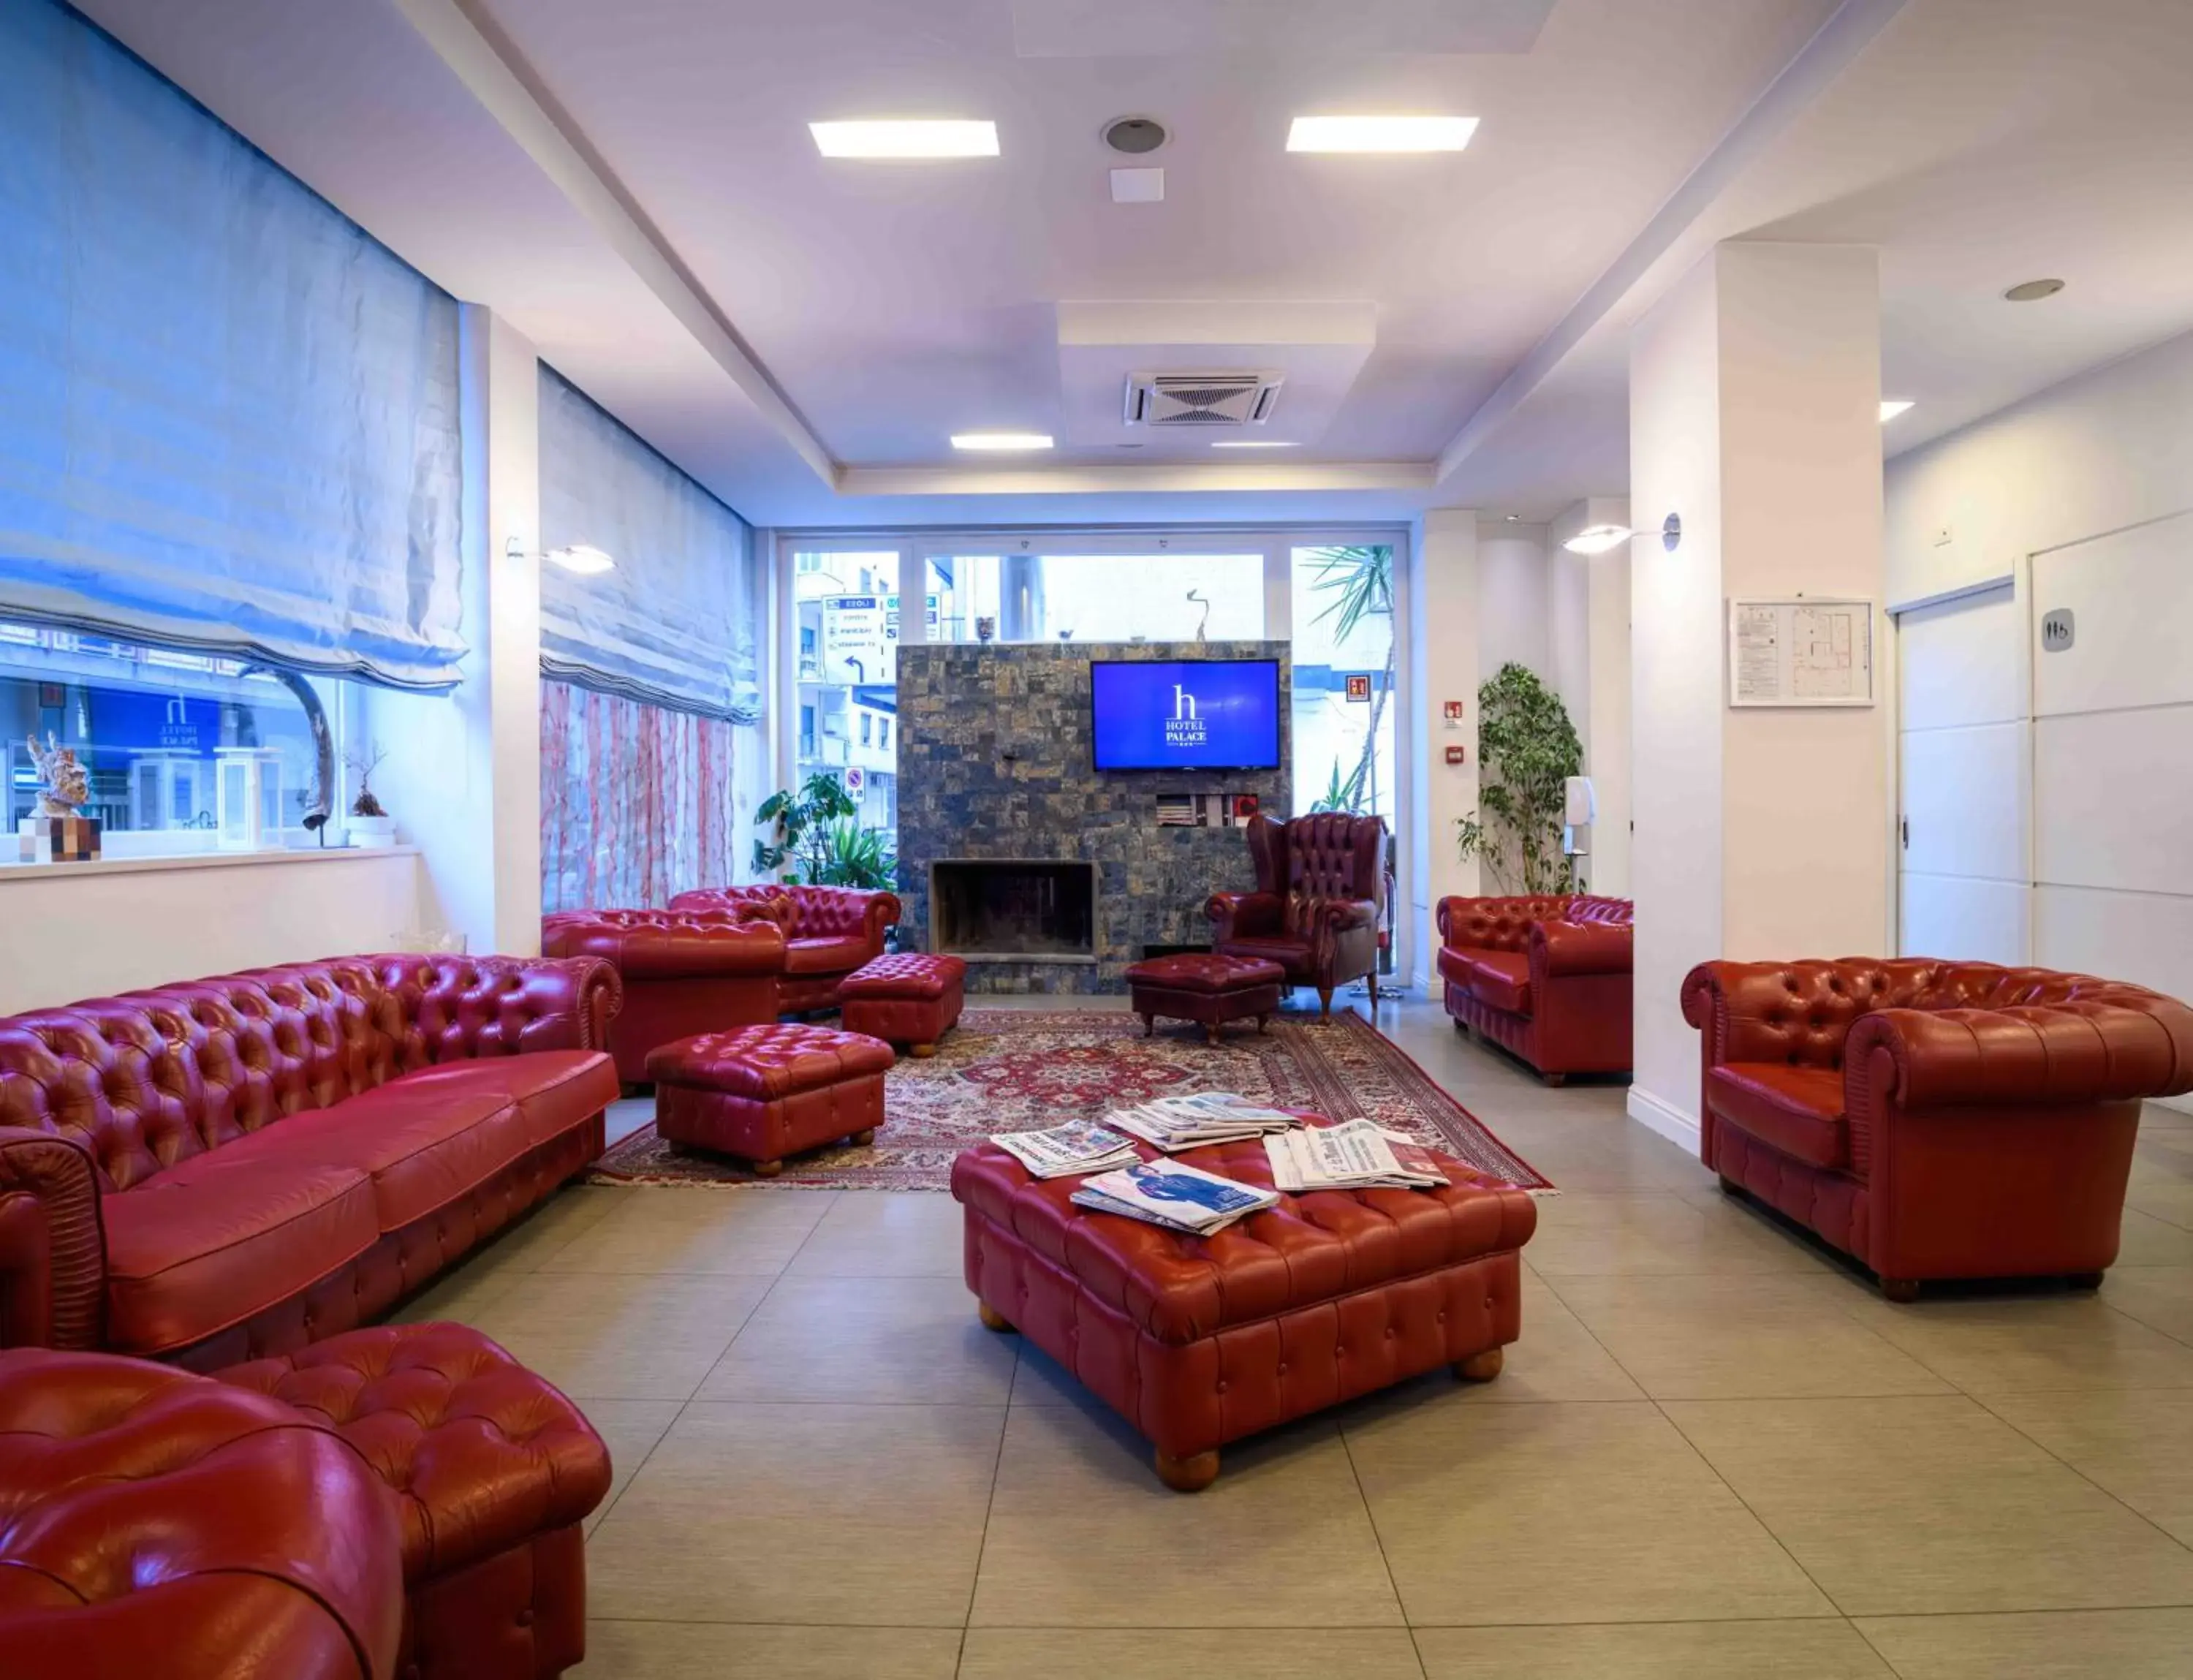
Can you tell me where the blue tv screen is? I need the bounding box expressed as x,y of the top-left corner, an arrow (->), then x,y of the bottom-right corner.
1090,659 -> 1281,771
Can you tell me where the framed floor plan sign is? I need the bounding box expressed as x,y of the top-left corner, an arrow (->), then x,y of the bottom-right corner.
1727,597 -> 1876,707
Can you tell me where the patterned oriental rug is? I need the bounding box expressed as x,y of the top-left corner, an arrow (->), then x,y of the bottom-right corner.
590,1007 -> 1553,1193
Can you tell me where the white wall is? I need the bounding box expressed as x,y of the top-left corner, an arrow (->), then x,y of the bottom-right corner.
1476,526 -> 1552,681
1408,510 -> 1480,986
1886,329 -> 2193,606
0,852 -> 424,1015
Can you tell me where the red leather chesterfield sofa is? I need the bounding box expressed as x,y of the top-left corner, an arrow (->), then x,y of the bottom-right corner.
1437,893 -> 1634,1083
1208,812 -> 1386,1018
1683,958 -> 2193,1298
670,884 -> 901,1012
0,1346 -> 406,1679
0,954 -> 621,1368
542,907 -> 787,1081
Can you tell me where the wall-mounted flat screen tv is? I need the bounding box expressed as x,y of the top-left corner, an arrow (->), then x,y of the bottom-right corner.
1090,658 -> 1281,772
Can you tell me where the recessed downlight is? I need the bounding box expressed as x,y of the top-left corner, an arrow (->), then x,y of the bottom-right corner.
2004,277 -> 2066,302
1287,115 -> 1478,154
810,120 -> 999,159
1879,399 -> 1914,423
1103,116 -> 1167,155
950,431 -> 1053,452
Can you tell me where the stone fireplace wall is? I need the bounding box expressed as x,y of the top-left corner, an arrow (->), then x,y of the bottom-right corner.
895,640 -> 1292,993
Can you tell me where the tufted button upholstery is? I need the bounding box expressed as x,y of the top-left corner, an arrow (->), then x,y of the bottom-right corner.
648,1023 -> 892,1170
1123,954 -> 1287,995
669,886 -> 901,1010
542,909 -> 787,1080
839,955 -> 968,1054
1207,814 -> 1386,1011
952,1131 -> 1535,1467
0,1347 -> 405,1679
1683,957 -> 2193,1287
1434,895 -> 1634,1080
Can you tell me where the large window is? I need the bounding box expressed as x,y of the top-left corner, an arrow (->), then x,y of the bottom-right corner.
925,552 -> 1265,645
1,619 -> 345,857
1290,544 -> 1398,823
794,550 -> 902,847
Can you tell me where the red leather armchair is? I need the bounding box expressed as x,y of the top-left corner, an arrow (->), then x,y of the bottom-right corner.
0,955 -> 621,1367
542,908 -> 787,1081
0,1347 -> 407,1679
1438,894 -> 1634,1083
1683,958 -> 2193,1298
1207,813 -> 1386,1019
670,885 -> 901,1012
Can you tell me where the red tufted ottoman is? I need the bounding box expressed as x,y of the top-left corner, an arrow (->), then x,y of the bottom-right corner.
645,1023 -> 893,1176
838,953 -> 967,1056
1124,953 -> 1287,1045
952,1132 -> 1536,1490
216,1321 -> 610,1680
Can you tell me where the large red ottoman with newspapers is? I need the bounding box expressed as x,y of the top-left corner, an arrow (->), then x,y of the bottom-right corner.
950,1132 -> 1536,1490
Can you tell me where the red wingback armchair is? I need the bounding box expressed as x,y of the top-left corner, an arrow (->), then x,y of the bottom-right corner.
1207,814 -> 1386,1018
542,909 -> 787,1081
1437,894 -> 1634,1083
0,955 -> 621,1368
669,885 -> 901,1012
1683,958 -> 2193,1298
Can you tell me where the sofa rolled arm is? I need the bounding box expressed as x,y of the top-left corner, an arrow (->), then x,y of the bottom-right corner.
0,1130 -> 103,1350
860,890 -> 905,950
1849,1002 -> 2193,1110
1534,917 -> 1633,979
1207,890 -> 1284,942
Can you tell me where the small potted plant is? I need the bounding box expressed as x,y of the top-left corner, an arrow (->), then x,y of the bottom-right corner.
346,741 -> 397,848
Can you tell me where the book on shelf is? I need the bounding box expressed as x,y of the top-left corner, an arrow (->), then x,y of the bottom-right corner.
990,1120 -> 1141,1179
1107,1091 -> 1301,1152
1264,1117 -> 1450,1193
1068,1158 -> 1280,1236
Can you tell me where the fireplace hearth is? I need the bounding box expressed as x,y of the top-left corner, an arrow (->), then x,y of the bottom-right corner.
931,860 -> 1096,962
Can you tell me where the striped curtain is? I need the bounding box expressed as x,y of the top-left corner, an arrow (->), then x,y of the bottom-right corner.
539,680 -> 754,911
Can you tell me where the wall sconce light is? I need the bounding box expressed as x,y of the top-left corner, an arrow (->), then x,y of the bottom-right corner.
504,537 -> 617,575
1560,513 -> 1681,555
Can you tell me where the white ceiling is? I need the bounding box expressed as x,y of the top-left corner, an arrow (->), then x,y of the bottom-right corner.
69,0 -> 2193,526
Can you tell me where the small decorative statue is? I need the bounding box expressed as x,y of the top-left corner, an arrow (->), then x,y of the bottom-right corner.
345,741 -> 389,819
1187,589 -> 1211,643
29,733 -> 88,817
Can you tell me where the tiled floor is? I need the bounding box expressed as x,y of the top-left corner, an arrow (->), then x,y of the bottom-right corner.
400,995 -> 2193,1678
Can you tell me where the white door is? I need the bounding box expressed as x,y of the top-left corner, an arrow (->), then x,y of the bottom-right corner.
1897,581 -> 2030,964
2030,512 -> 2193,1110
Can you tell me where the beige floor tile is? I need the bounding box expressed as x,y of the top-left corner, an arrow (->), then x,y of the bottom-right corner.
588,1402 -> 1004,1625
2124,1181 -> 2193,1231
1477,1113 -> 1713,1195
1525,1192 -> 1831,1277
970,1405 -> 1403,1627
1854,1608 -> 2193,1678
2099,1265 -> 2193,1344
697,1274 -> 1018,1405
1348,1400 -> 1830,1626
603,1095 -> 655,1148
577,1399 -> 683,1536
1545,1274 -> 1955,1401
390,1250 -> 531,1326
1664,1394 -> 2193,1615
467,1183 -> 634,1270
575,1621 -> 963,1678
537,1185 -> 837,1276
465,1271 -> 769,1401
1838,1291 -> 2193,1395
959,1627 -> 1426,1679
1414,1619 -> 1890,1678
1985,1386 -> 2193,1545
2114,1211 -> 2193,1268
784,1189 -> 966,1276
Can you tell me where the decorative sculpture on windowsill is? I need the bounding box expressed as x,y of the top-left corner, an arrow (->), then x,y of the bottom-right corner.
346,741 -> 397,848
19,733 -> 100,863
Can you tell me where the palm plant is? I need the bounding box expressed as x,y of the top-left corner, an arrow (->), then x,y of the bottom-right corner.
1305,544 -> 1393,814
808,817 -> 898,890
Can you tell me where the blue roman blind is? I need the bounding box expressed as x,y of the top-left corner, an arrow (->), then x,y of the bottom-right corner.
538,366 -> 762,722
0,0 -> 466,690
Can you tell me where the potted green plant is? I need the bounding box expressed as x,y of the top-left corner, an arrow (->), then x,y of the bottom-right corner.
752,772 -> 861,884
1455,662 -> 1583,894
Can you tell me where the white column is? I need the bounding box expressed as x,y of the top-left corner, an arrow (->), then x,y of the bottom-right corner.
1406,509 -> 1480,988
1627,242 -> 1888,1143
1550,494 -> 1635,900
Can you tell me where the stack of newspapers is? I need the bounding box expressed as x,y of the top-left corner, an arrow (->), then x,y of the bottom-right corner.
1265,1117 -> 1451,1192
989,1120 -> 1141,1179
1069,1157 -> 1280,1236
1107,1091 -> 1300,1152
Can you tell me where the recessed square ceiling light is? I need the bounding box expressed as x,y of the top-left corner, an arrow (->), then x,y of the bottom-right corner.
1210,440 -> 1298,449
951,431 -> 1053,452
1879,399 -> 1915,422
1287,116 -> 1478,154
810,120 -> 1000,159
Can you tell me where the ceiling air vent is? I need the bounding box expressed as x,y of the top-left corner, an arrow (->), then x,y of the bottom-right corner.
1123,371 -> 1284,428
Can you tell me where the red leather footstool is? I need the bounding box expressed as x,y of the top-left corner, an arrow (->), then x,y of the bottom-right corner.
216,1322 -> 611,1680
952,1133 -> 1536,1491
1124,953 -> 1287,1044
840,953 -> 968,1057
645,1023 -> 894,1175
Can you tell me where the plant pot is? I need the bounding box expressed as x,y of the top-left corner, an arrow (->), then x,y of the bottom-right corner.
349,814 -> 398,849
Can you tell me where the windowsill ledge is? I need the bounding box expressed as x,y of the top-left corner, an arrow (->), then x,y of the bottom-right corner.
0,844 -> 421,884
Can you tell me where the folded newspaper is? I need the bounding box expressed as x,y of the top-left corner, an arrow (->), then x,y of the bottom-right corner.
1107,1091 -> 1302,1152
990,1120 -> 1141,1179
1264,1118 -> 1450,1193
1069,1158 -> 1281,1236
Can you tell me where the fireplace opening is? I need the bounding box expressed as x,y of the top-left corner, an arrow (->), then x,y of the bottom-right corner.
931,860 -> 1097,961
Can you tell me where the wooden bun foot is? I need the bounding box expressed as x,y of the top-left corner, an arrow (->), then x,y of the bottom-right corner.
1205,1023 -> 1222,1045
2065,1270 -> 2106,1291
1154,1448 -> 1220,1493
849,1127 -> 877,1146
1455,1347 -> 1504,1382
751,1159 -> 784,1178
909,1043 -> 938,1059
1880,1276 -> 1920,1303
977,1301 -> 1016,1333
